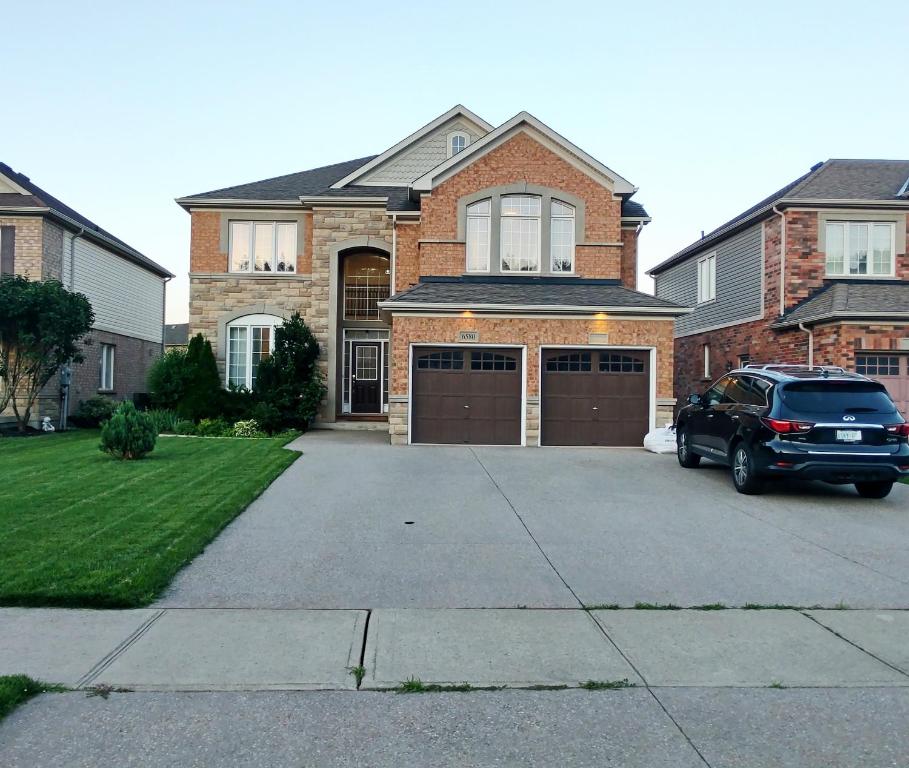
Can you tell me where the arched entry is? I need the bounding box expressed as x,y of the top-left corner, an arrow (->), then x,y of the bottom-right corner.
338,248 -> 391,415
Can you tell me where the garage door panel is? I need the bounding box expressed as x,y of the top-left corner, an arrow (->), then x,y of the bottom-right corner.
541,349 -> 650,447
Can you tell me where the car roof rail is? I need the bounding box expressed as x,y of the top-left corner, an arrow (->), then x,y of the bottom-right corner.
743,363 -> 849,374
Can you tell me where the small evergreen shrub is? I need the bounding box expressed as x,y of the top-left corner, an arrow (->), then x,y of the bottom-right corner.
250,401 -> 282,434
99,401 -> 157,460
178,335 -> 221,422
147,348 -> 190,411
194,417 -> 232,437
232,419 -> 265,438
217,387 -> 257,423
174,419 -> 195,435
71,396 -> 117,428
145,409 -> 179,434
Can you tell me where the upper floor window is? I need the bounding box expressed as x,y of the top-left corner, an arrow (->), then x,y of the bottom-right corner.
550,200 -> 575,273
500,195 -> 541,272
343,251 -> 390,320
229,221 -> 297,273
448,132 -> 469,158
825,221 -> 894,277
697,253 -> 716,303
466,199 -> 491,272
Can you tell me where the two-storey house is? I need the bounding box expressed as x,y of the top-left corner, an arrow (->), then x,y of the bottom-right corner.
649,160 -> 909,416
177,106 -> 687,446
0,162 -> 172,427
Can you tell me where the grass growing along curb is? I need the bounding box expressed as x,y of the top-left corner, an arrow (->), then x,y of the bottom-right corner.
395,678 -> 635,693
396,678 -> 496,693
0,430 -> 300,608
768,681 -> 787,689
579,679 -> 636,690
347,666 -> 366,686
0,676 -> 66,722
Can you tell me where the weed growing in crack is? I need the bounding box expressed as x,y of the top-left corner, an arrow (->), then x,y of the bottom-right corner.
580,679 -> 636,690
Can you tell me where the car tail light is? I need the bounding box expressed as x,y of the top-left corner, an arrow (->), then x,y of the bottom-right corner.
885,424 -> 909,438
761,417 -> 814,434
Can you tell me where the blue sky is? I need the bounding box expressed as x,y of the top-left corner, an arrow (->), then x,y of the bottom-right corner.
3,0 -> 906,321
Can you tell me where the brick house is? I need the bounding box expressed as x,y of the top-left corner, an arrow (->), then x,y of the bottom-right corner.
648,159 -> 909,416
177,106 -> 687,445
0,162 -> 172,426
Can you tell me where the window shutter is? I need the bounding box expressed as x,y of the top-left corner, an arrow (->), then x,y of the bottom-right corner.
0,226 -> 14,275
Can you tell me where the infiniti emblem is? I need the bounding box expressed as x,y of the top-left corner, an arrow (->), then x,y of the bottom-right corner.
842,415 -> 856,422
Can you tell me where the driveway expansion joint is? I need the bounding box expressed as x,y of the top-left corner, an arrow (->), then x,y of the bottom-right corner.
800,610 -> 909,679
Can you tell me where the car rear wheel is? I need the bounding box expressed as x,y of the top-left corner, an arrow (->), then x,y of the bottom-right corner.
677,428 -> 701,468
854,481 -> 894,499
732,443 -> 763,495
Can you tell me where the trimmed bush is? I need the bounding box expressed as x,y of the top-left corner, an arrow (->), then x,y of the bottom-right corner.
194,417 -> 232,437
99,401 -> 157,460
250,401 -> 282,434
174,419 -> 195,435
178,335 -> 221,422
217,388 -> 257,423
71,396 -> 116,428
232,419 -> 265,438
147,348 -> 190,410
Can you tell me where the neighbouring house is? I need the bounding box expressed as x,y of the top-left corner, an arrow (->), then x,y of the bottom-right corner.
648,159 -> 909,416
0,162 -> 173,426
177,106 -> 688,446
164,322 -> 189,350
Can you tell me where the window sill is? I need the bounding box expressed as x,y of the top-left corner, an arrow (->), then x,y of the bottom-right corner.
189,272 -> 312,280
824,274 -> 897,281
98,389 -> 115,395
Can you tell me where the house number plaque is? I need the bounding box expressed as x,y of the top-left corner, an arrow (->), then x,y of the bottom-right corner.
458,331 -> 480,343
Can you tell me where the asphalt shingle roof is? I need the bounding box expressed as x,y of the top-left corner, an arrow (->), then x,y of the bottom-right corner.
382,276 -> 685,312
0,162 -> 171,278
772,281 -> 909,328
164,323 -> 189,345
650,159 -> 909,275
621,198 -> 650,218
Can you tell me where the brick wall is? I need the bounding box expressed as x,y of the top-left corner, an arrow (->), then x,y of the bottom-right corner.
0,215 -> 44,277
812,322 -> 909,368
621,228 -> 638,290
189,211 -> 225,272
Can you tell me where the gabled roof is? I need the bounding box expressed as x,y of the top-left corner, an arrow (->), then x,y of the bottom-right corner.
649,159 -> 909,276
410,111 -> 637,195
380,276 -> 687,315
0,162 -> 172,278
771,281 -> 909,328
329,105 -> 494,189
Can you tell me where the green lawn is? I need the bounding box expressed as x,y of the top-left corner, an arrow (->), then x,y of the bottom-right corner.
0,431 -> 299,608
0,676 -> 65,722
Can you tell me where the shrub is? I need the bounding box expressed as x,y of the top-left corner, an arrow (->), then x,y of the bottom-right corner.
217,387 -> 257,423
232,419 -> 265,438
194,417 -> 232,437
145,409 -> 180,434
174,419 -> 195,435
250,401 -> 282,434
178,335 -> 221,422
147,348 -> 190,410
254,313 -> 326,429
99,401 -> 157,460
71,396 -> 117,428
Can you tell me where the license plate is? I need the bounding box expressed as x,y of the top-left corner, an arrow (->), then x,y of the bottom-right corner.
836,429 -> 862,442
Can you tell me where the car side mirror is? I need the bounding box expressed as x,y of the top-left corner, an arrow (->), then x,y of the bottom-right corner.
687,393 -> 702,406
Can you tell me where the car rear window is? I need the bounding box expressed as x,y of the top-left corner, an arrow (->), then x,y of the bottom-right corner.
778,381 -> 898,414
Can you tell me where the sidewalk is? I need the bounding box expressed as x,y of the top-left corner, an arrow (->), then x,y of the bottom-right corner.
2,607 -> 907,690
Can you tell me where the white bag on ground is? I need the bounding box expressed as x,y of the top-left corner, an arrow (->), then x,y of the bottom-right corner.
643,423 -> 677,454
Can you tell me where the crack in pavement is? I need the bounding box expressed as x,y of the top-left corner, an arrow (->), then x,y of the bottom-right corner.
799,610 -> 909,679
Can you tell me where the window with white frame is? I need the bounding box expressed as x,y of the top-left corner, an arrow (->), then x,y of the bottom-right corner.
697,253 -> 716,303
703,344 -> 710,379
100,344 -> 114,390
465,199 -> 491,272
500,195 -> 541,272
229,221 -> 297,273
448,132 -> 469,157
226,315 -> 280,389
550,199 -> 576,272
825,221 -> 895,277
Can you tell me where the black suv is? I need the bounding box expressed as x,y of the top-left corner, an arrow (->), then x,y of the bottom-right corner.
676,365 -> 909,497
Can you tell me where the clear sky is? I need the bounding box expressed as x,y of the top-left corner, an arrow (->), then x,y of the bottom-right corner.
3,0 -> 906,322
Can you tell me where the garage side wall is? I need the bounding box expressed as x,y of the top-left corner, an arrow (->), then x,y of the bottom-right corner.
388,315 -> 675,445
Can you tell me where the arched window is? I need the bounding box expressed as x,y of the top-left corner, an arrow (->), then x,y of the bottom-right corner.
550,200 -> 575,273
448,131 -> 470,157
465,199 -> 491,272
343,252 -> 390,320
500,195 -> 541,272
226,314 -> 281,390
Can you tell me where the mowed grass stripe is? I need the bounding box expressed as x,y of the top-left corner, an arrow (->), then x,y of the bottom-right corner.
0,431 -> 300,607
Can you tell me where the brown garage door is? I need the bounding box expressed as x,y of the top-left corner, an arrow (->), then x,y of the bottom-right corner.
541,349 -> 650,446
856,353 -> 909,417
411,347 -> 522,445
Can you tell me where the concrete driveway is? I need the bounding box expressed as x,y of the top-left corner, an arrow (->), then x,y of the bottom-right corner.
158,430 -> 909,609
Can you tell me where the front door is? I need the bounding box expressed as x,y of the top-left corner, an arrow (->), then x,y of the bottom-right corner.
351,342 -> 381,413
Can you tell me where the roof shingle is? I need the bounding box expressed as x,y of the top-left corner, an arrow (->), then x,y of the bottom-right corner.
771,281 -> 909,328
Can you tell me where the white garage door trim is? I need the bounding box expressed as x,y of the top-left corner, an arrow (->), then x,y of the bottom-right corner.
407,343 -> 528,446
537,344 -> 657,447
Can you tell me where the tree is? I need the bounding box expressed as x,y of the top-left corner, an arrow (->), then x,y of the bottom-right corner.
0,276 -> 94,431
254,313 -> 326,428
177,333 -> 221,421
147,347 -> 190,410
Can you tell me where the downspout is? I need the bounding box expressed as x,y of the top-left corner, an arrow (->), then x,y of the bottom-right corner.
772,205 -> 786,317
390,213 -> 397,293
798,322 -> 814,367
60,226 -> 85,430
161,275 -> 172,356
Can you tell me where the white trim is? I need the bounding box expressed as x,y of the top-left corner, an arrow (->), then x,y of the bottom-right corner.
407,342 -> 528,447
536,344 -> 658,446
0,171 -> 33,195
447,131 -> 471,158
380,301 -> 690,315
387,311 -> 681,321
99,343 -> 115,392
225,314 -> 282,389
299,196 -> 387,206
822,220 -> 897,278
411,112 -> 636,194
331,105 -> 494,188
180,199 -> 304,209
703,343 -> 710,379
228,220 -> 298,274
696,251 -> 716,304
342,330 -> 390,414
